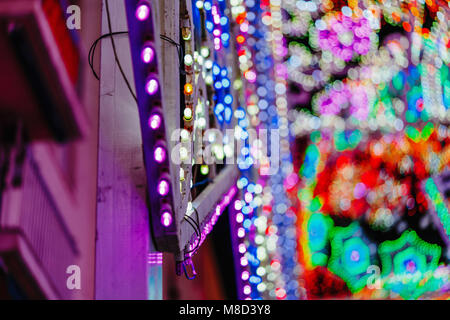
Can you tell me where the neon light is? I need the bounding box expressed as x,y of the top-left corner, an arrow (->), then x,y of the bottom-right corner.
146,78 -> 159,95
135,3 -> 150,21
154,146 -> 166,163
157,179 -> 170,196
161,211 -> 173,227
148,113 -> 162,130
141,46 -> 155,64
378,230 -> 443,299
425,178 -> 450,243
328,222 -> 375,293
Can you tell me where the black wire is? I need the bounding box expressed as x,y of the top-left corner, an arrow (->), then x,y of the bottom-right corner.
160,34 -> 185,75
183,207 -> 202,255
88,31 -> 129,80
183,216 -> 201,254
87,33 -> 179,82
88,33 -> 183,99
105,0 -> 138,103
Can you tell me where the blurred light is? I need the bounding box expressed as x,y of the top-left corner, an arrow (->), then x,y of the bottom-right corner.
157,179 -> 170,196
148,113 -> 162,130
141,46 -> 155,63
161,211 -> 173,227
136,3 -> 150,21
146,78 -> 159,95
154,146 -> 166,163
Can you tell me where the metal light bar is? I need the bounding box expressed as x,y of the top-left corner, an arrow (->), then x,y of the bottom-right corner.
125,0 -> 178,252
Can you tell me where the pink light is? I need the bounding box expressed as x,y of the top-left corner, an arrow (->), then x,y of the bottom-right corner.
241,271 -> 250,281
236,213 -> 244,223
406,260 -> 417,273
147,252 -> 163,265
211,5 -> 218,16
141,46 -> 155,64
244,70 -> 256,83
154,146 -> 166,163
148,113 -> 162,130
136,3 -> 150,21
275,288 -> 286,300
146,78 -> 159,95
157,179 -> 170,196
350,250 -> 360,262
186,186 -> 238,256
161,211 -> 173,227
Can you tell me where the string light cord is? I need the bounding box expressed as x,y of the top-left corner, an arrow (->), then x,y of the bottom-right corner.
88,31 -> 128,80
88,31 -> 183,90
183,207 -> 201,255
104,0 -> 138,103
159,34 -> 185,75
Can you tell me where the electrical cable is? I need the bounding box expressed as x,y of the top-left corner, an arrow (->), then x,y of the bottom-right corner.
159,34 -> 184,74
88,32 -> 183,99
183,216 -> 201,254
88,31 -> 129,80
105,0 -> 138,103
183,207 -> 202,255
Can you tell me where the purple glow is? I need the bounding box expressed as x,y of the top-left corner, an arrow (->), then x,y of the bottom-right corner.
141,46 -> 155,64
157,179 -> 170,196
136,3 -> 150,21
187,185 -> 238,255
154,146 -> 166,163
317,83 -> 369,120
406,260 -> 417,273
318,85 -> 350,115
349,85 -> 370,121
146,78 -> 159,95
354,182 -> 367,199
148,113 -> 162,130
350,250 -> 360,262
161,211 -> 173,227
318,15 -> 372,62
148,252 -> 163,265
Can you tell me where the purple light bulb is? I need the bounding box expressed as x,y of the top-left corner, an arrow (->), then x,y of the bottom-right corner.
148,113 -> 162,130
157,179 -> 170,196
141,46 -> 155,64
136,3 -> 150,21
146,78 -> 159,95
161,211 -> 173,227
154,146 -> 166,163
